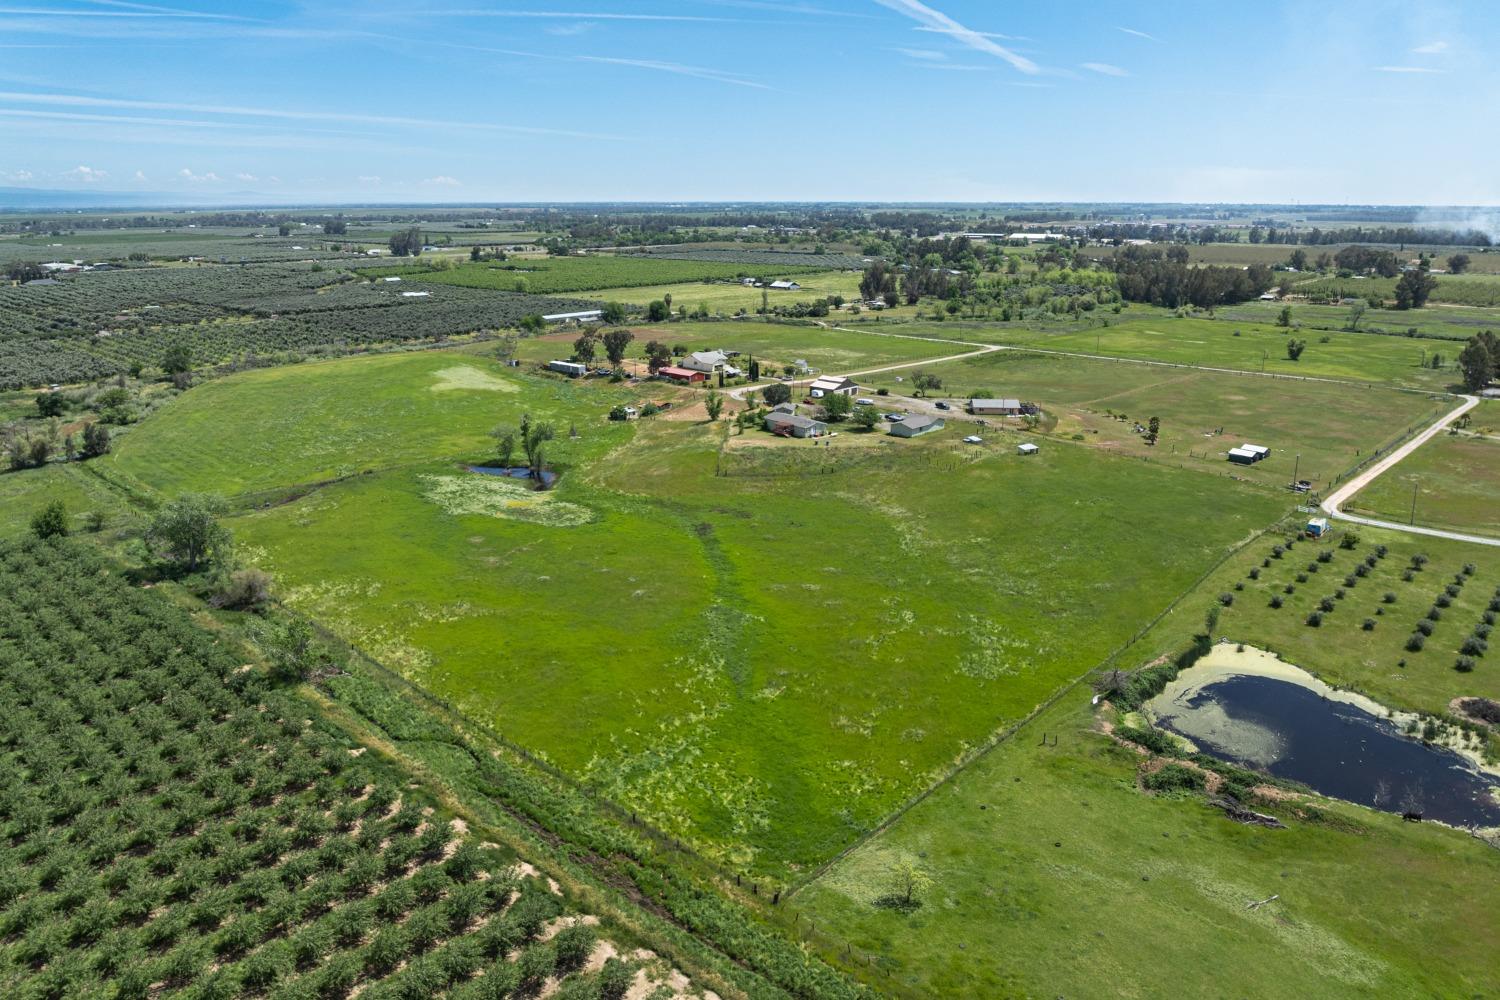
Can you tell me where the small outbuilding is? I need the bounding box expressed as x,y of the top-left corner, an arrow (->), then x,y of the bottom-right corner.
808,375 -> 858,398
1240,444 -> 1271,462
1306,517 -> 1330,538
1227,447 -> 1258,466
889,414 -> 944,438
1017,442 -> 1040,456
547,360 -> 588,378
542,309 -> 605,325
969,398 -> 1029,416
657,365 -> 707,384
769,280 -> 802,291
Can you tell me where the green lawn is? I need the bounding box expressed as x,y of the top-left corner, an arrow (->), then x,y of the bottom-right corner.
0,463 -> 119,540
1345,412 -> 1500,539
197,358 -> 1286,875
794,693 -> 1500,999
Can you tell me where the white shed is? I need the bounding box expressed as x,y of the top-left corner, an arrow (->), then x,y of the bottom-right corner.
1017,442 -> 1040,456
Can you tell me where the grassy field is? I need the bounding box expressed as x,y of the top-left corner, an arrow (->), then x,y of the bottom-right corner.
1219,299 -> 1500,342
577,270 -> 863,313
1298,272 -> 1500,308
794,691 -> 1500,999
516,320 -> 965,374
850,349 -> 1448,492
988,315 -> 1456,390
108,352 -> 635,499
0,463 -> 119,539
102,348 -> 1288,875
1346,405 -> 1500,539
378,256 -> 824,295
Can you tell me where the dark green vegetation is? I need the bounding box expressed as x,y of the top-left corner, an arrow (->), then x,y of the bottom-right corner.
0,537 -> 621,1000
0,263 -> 593,388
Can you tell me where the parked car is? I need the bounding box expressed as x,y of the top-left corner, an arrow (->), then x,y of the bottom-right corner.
935,401 -> 951,410
885,413 -> 905,422
856,397 -> 875,406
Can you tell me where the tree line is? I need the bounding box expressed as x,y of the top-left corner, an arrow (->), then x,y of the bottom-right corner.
1109,246 -> 1273,309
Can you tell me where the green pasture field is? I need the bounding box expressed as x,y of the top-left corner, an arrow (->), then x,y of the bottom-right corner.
0,463 -> 118,540
118,348 -> 1289,875
994,315 -> 1456,389
1345,406 -> 1500,539
378,257 -> 824,295
576,270 -> 863,312
794,691 -> 1500,999
1128,521 -> 1500,716
851,349 -> 1448,492
1219,299 -> 1500,342
516,320 -> 965,373
108,351 -> 635,499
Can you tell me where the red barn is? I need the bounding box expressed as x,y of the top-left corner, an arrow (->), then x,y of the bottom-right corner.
658,366 -> 706,384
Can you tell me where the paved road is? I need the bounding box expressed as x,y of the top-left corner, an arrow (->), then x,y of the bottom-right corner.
1321,394 -> 1500,547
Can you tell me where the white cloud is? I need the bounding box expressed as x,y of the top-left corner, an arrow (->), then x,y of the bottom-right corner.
1117,27 -> 1155,41
1412,41 -> 1448,54
234,171 -> 256,181
1082,62 -> 1129,77
132,169 -> 147,181
544,20 -> 597,35
64,164 -> 107,182
357,175 -> 381,184
872,0 -> 1038,74
2,169 -> 34,182
422,175 -> 460,187
573,55 -> 769,89
896,46 -> 945,60
178,167 -> 221,182
1375,65 -> 1443,73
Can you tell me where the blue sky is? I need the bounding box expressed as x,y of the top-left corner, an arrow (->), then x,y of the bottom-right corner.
0,0 -> 1495,204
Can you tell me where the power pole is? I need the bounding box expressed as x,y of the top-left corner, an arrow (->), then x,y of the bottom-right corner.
1409,480 -> 1419,526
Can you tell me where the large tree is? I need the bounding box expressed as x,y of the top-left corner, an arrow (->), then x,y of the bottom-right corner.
601,329 -> 634,368
388,227 -> 423,257
146,494 -> 232,572
762,382 -> 792,406
1458,333 -> 1498,392
1447,253 -> 1471,274
573,332 -> 597,364
1394,269 -> 1439,310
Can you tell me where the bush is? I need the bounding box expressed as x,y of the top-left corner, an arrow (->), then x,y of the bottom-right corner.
1116,724 -> 1181,756
1456,656 -> 1476,673
1248,567 -> 1260,580
1446,583 -> 1463,598
1306,611 -> 1323,627
1317,550 -> 1333,564
1463,562 -> 1477,576
1477,624 -> 1493,640
1284,583 -> 1296,594
1435,594 -> 1452,609
1461,636 -> 1488,657
29,500 -> 68,539
1296,573 -> 1309,583
551,922 -> 595,973
1355,564 -> 1370,578
1218,592 -> 1234,607
1335,589 -> 1347,601
1269,595 -> 1284,609
214,568 -> 273,610
1383,592 -> 1397,604
1271,545 -> 1285,559
1416,619 -> 1434,636
1318,597 -> 1336,613
1427,607 -> 1443,622
1307,562 -> 1320,574
1406,633 -> 1426,652
1485,611 -> 1497,626
1363,618 -> 1376,631
1411,554 -> 1429,569
1142,763 -> 1206,793
1402,570 -> 1415,582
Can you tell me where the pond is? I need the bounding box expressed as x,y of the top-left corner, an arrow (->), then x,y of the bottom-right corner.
467,465 -> 559,489
1145,644 -> 1500,830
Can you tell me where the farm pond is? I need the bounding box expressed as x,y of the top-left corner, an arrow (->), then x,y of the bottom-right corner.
1145,644 -> 1500,830
467,465 -> 559,489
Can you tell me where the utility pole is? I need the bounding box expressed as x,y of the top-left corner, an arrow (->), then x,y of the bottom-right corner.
1410,480 -> 1419,526
1291,453 -> 1300,490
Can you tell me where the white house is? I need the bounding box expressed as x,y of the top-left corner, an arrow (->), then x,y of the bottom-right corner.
769,280 -> 802,291
808,375 -> 858,399
889,414 -> 944,438
682,350 -> 730,374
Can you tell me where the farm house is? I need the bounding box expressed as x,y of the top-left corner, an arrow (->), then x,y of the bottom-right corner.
682,350 -> 730,374
764,408 -> 827,438
889,414 -> 944,438
657,366 -> 707,384
769,280 -> 802,291
808,375 -> 858,399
